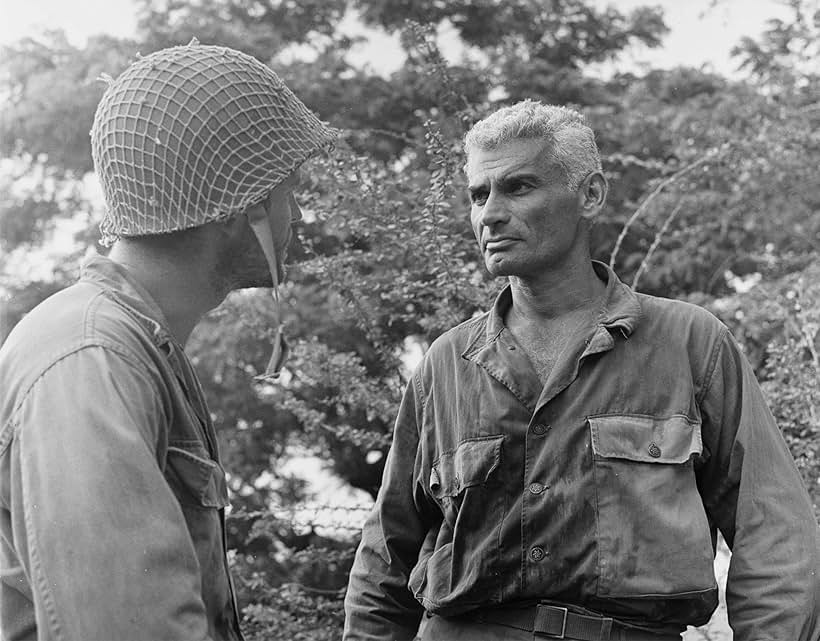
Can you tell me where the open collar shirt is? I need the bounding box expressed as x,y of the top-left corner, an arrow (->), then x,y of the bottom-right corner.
0,255 -> 243,641
344,261 -> 820,641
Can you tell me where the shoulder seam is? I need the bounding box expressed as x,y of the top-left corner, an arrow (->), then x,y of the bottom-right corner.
9,341 -> 164,426
696,325 -> 729,405
82,286 -> 107,338
412,366 -> 426,418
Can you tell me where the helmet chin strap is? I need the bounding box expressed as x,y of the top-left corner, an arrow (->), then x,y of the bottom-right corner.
248,215 -> 289,380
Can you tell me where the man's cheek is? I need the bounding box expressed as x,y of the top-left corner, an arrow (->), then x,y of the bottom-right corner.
470,218 -> 482,244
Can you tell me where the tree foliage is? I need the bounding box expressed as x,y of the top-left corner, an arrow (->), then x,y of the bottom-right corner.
1,1 -> 818,638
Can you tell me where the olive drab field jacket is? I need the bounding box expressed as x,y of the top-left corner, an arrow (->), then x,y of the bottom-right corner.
344,261 -> 820,641
0,255 -> 243,641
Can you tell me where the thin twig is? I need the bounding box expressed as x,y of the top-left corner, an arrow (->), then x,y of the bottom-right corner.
364,128 -> 420,147
281,582 -> 347,597
609,153 -> 715,269
798,101 -> 820,114
705,255 -> 733,295
631,201 -> 684,290
783,314 -> 820,428
802,326 -> 820,372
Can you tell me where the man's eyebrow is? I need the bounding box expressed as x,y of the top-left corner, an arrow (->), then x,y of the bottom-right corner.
498,170 -> 542,183
468,170 -> 541,193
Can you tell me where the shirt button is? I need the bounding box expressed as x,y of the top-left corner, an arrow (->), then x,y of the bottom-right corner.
528,482 -> 546,494
648,442 -> 662,458
531,423 -> 550,435
530,546 -> 546,561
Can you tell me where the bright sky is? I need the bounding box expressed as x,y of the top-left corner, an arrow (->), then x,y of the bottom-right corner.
0,0 -> 793,78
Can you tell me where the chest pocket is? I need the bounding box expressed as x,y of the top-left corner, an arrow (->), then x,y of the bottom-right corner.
589,414 -> 715,598
165,444 -> 230,509
411,435 -> 505,610
430,435 -> 503,499
164,442 -> 236,638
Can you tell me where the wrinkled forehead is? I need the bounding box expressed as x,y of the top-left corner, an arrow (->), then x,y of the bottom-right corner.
464,137 -> 558,183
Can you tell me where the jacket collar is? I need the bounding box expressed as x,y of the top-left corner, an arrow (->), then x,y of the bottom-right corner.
80,253 -> 175,349
462,261 -> 642,413
481,260 -> 642,345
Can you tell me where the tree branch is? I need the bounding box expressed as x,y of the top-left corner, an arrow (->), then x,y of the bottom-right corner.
609,151 -> 717,269
631,200 -> 684,290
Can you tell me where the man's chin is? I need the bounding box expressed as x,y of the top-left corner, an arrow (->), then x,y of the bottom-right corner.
485,258 -> 516,279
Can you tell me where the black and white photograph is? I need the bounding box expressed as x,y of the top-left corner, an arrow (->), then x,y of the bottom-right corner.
1,1 -> 818,640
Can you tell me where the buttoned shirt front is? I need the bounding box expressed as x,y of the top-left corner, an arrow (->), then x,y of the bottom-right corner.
344,262 -> 820,641
0,255 -> 243,641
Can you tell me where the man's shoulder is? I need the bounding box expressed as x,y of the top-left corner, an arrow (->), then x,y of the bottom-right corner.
635,291 -> 727,342
431,312 -> 489,350
3,281 -> 101,352
420,311 -> 490,369
0,280 -> 153,397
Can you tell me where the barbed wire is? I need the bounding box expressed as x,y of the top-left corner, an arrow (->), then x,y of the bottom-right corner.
230,504 -> 373,533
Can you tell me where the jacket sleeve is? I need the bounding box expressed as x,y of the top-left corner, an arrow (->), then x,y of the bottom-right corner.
343,371 -> 431,641
697,328 -> 820,641
10,345 -> 213,641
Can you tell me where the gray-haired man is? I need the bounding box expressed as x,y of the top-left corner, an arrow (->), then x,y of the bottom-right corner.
0,42 -> 335,641
343,100 -> 819,641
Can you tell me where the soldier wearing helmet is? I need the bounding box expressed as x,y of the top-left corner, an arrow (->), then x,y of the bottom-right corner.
0,42 -> 336,641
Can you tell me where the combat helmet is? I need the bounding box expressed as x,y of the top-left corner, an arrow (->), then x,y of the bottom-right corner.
91,40 -> 336,246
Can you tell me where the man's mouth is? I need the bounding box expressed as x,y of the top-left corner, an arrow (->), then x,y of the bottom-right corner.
484,237 -> 518,251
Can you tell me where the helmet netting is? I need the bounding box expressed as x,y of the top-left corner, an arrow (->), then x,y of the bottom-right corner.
91,42 -> 336,245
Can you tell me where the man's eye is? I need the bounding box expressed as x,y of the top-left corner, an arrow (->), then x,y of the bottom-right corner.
470,192 -> 488,205
508,181 -> 531,194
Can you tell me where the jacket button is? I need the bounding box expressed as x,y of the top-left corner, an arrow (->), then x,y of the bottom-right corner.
648,442 -> 662,458
528,482 -> 546,494
530,546 -> 546,561
531,423 -> 550,435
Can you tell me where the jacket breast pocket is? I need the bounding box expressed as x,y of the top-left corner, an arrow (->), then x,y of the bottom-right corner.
412,435 -> 505,610
430,435 -> 503,502
589,414 -> 715,598
165,444 -> 230,510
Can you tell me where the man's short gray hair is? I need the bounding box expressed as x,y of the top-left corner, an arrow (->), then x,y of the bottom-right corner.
464,100 -> 602,191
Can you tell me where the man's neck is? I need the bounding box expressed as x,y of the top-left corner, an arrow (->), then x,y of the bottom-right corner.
107,241 -> 225,345
507,258 -> 605,325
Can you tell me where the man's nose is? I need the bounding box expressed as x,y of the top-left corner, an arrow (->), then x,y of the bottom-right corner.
479,192 -> 508,227
289,195 -> 303,223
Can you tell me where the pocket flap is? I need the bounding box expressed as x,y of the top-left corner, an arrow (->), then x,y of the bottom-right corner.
430,435 -> 504,496
589,415 -> 701,464
166,446 -> 230,508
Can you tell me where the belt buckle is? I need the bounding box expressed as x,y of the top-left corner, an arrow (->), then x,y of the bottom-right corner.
553,606 -> 568,639
534,604 -> 568,639
554,607 -> 568,639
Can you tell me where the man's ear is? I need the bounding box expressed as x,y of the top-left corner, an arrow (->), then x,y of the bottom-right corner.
578,171 -> 608,222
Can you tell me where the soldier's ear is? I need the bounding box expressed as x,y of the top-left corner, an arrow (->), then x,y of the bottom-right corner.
578,171 -> 607,221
